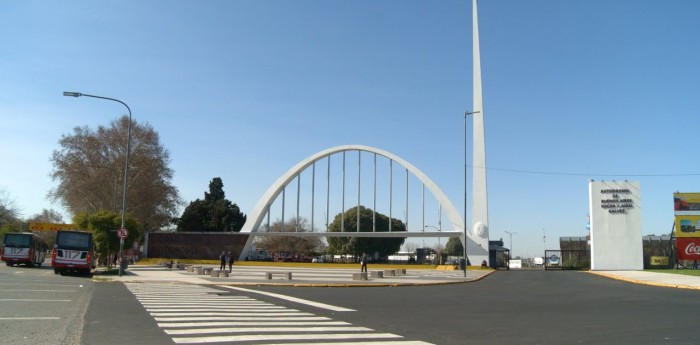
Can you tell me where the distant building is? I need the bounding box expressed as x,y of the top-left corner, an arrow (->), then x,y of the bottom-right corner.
559,236 -> 589,251
489,239 -> 509,269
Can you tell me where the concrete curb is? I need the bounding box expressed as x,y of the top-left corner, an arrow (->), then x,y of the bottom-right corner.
587,271 -> 700,290
92,265 -> 495,288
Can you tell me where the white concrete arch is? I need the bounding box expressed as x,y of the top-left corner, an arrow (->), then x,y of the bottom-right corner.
238,145 -> 466,260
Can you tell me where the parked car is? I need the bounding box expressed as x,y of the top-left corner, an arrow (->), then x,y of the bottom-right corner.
246,250 -> 273,261
312,256 -> 325,263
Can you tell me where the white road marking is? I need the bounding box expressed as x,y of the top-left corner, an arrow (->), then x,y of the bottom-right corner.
125,283 -> 433,345
256,342 -> 433,345
146,306 -> 291,311
220,286 -> 355,312
157,321 -> 351,328
165,326 -> 373,335
0,317 -> 61,320
0,299 -> 71,302
150,312 -> 315,317
172,333 -> 403,344
139,301 -> 272,306
0,282 -> 80,287
1,290 -> 75,292
154,316 -> 331,322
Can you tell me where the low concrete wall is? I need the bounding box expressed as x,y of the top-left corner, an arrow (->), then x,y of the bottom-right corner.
144,232 -> 249,260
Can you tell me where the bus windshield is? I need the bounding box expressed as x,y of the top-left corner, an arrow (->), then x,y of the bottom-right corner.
56,231 -> 91,250
3,233 -> 31,248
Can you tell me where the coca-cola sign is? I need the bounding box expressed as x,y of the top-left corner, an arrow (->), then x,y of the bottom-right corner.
676,238 -> 700,260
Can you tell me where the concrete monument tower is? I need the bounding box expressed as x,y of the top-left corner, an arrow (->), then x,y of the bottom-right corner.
470,0 -> 490,265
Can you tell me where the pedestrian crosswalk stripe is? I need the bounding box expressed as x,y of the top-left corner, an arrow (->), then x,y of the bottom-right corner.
251,342 -> 432,345
146,306 -> 291,311
125,283 -> 434,345
171,332 -> 403,344
150,312 -> 315,317
165,326 -> 373,335
157,321 -> 351,328
153,316 -> 331,322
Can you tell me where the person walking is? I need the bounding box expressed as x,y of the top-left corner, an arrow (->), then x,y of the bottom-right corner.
227,251 -> 234,272
219,251 -> 226,270
360,253 -> 368,273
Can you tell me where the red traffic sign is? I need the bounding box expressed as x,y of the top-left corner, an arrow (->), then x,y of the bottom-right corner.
117,227 -> 129,239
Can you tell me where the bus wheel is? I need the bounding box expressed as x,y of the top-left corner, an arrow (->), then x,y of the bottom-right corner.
54,268 -> 59,274
6,263 -> 13,267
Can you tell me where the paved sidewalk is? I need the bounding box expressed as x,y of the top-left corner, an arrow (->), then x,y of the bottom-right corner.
95,264 -> 494,287
589,270 -> 700,290
95,265 -> 700,290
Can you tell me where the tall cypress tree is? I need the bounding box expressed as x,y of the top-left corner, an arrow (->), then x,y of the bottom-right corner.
176,177 -> 247,232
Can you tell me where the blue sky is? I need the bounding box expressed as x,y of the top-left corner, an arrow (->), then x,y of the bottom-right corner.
1,1 -> 698,258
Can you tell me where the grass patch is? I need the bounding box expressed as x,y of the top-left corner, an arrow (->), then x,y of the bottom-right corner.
647,269 -> 700,277
95,268 -> 120,276
137,257 -> 488,270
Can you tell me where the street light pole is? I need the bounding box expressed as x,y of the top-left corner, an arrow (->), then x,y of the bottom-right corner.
63,91 -> 132,277
464,110 -> 480,277
424,225 -> 442,264
505,231 -> 517,260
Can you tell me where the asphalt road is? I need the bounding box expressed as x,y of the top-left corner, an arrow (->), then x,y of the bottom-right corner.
0,259 -> 93,345
82,269 -> 700,345
252,270 -> 700,345
5,262 -> 696,345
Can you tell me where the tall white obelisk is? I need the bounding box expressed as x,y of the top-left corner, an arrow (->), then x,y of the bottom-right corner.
471,0 -> 490,265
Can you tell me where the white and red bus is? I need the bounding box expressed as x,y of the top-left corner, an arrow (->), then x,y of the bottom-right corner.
51,230 -> 95,276
1,232 -> 47,267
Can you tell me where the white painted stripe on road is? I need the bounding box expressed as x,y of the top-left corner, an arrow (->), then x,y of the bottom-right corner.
137,298 -> 259,302
172,333 -> 402,344
165,326 -> 373,335
139,301 -> 267,305
1,290 -> 75,292
134,296 -> 253,300
150,312 -> 314,317
154,316 -> 331,322
258,340 -> 433,345
132,291 -> 211,298
221,286 -> 355,312
146,306 -> 290,311
139,301 -> 272,306
0,282 -> 80,287
0,299 -> 71,302
158,321 -> 351,328
0,317 -> 61,320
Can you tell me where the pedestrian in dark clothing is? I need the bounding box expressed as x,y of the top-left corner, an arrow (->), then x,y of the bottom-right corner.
360,253 -> 368,273
219,251 -> 226,270
228,251 -> 234,272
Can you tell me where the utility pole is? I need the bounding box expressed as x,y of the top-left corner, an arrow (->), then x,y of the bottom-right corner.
505,231 -> 517,259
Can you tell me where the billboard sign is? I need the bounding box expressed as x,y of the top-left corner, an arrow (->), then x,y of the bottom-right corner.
674,193 -> 700,212
674,215 -> 700,237
28,223 -> 78,231
675,193 -> 700,240
676,237 -> 700,260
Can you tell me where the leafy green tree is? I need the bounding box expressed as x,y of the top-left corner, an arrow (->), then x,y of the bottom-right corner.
26,208 -> 65,249
255,217 -> 323,255
326,206 -> 406,258
73,211 -> 140,267
0,188 -> 20,228
0,188 -> 21,238
49,116 -> 183,233
176,177 -> 247,232
444,237 -> 464,256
